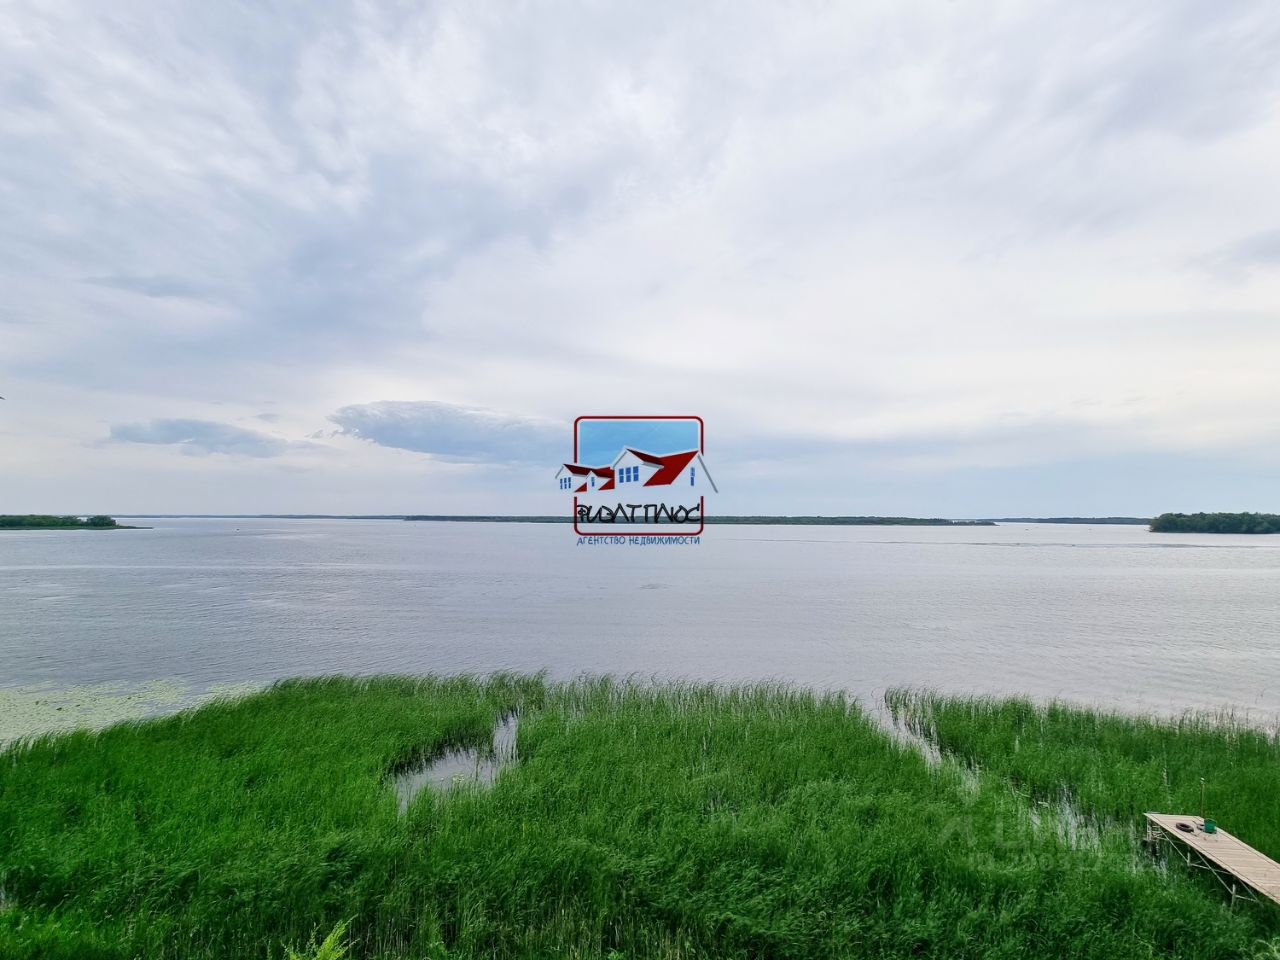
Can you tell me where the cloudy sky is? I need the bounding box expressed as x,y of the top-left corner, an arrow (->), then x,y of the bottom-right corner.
2,0 -> 1279,516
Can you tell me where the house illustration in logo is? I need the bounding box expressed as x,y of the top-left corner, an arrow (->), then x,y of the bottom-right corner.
554,462 -> 615,495
556,448 -> 716,500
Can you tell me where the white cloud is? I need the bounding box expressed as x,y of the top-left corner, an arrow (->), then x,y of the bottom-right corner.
329,400 -> 561,462
108,419 -> 290,458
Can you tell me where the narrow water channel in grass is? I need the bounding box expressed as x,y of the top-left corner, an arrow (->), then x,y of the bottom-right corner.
393,712 -> 519,810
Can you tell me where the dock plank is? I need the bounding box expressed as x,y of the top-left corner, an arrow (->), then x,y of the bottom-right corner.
1145,813 -> 1280,905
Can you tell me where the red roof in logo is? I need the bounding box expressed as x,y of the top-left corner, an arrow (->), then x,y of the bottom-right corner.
563,451 -> 709,492
562,462 -> 614,493
626,448 -> 699,486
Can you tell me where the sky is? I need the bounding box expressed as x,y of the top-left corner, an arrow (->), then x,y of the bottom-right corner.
2,0 -> 1279,517
576,419 -> 700,469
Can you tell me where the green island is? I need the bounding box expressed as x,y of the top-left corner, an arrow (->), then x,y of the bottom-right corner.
2,676 -> 1278,959
0,514 -> 139,530
1150,512 -> 1280,534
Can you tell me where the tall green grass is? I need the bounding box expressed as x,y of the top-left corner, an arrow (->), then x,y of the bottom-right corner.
885,696 -> 1280,855
887,690 -> 1280,899
0,676 -> 1274,958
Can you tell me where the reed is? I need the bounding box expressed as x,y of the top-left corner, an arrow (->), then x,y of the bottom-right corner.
1,676 -> 1275,958
885,689 -> 1280,859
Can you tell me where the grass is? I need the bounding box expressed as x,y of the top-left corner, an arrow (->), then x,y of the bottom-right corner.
0,676 -> 1276,959
886,690 -> 1280,863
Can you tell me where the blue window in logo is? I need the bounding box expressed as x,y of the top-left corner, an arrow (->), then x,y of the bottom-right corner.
690,467 -> 695,486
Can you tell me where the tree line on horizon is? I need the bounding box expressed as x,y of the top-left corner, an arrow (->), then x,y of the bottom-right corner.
0,514 -> 119,529
1149,512 -> 1280,534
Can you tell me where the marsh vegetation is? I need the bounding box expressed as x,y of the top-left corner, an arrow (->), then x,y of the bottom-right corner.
1,677 -> 1277,958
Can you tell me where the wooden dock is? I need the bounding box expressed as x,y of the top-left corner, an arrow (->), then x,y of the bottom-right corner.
1145,813 -> 1280,907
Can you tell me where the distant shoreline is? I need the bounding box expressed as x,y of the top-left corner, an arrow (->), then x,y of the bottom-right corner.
100,514 -> 998,526
984,516 -> 1150,525
42,514 -> 1162,526
404,515 -> 997,526
0,515 -> 145,530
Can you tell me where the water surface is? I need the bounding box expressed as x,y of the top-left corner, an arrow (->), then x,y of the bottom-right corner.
2,520 -> 1278,730
392,712 -> 520,809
